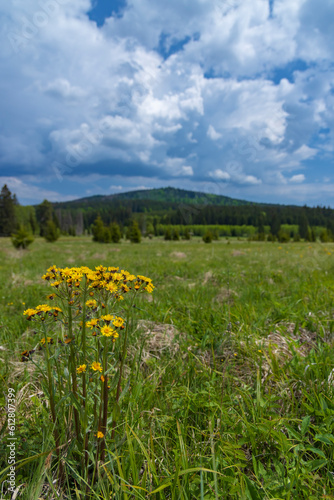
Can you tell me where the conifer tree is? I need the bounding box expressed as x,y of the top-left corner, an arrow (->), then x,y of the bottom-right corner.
110,222 -> 122,243
128,220 -> 141,243
0,184 -> 17,236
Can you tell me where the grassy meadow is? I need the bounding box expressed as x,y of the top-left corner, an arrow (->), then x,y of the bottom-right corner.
1,236 -> 334,499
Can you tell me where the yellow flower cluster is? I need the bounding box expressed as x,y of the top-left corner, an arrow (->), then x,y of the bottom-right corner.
41,265 -> 154,296
86,314 -> 124,341
23,305 -> 62,320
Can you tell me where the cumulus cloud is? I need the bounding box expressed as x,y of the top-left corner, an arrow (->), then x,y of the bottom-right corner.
290,174 -> 305,183
0,0 -> 333,204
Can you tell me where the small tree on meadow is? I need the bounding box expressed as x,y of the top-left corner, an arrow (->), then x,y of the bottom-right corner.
164,227 -> 172,241
11,225 -> 34,249
45,220 -> 59,242
172,228 -> 180,241
203,230 -> 213,243
92,215 -> 105,243
110,222 -> 122,243
128,220 -> 141,243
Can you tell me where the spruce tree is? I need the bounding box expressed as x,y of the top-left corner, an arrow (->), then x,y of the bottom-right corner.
0,184 -> 17,236
128,220 -> 141,243
110,222 -> 122,243
36,200 -> 53,237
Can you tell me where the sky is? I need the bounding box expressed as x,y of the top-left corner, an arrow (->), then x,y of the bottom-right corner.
0,0 -> 334,206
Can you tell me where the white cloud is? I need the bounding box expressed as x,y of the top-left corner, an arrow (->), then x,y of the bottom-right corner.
0,0 -> 333,204
207,125 -> 222,141
290,174 -> 305,183
210,169 -> 230,180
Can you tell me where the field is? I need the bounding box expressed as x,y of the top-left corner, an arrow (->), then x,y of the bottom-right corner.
1,236 -> 334,499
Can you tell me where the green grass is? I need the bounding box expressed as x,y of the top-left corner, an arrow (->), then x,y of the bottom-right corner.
1,236 -> 334,499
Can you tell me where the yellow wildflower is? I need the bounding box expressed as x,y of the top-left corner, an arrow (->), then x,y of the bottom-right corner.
91,362 -> 102,372
77,364 -> 87,374
86,319 -> 99,329
101,314 -> 114,323
96,431 -> 104,438
86,299 -> 97,308
104,282 -> 118,293
100,325 -> 117,337
40,337 -> 53,345
113,317 -> 124,328
23,308 -> 37,318
36,304 -> 53,312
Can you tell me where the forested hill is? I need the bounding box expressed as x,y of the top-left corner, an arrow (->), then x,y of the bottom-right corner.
50,186 -> 334,234
53,187 -> 251,210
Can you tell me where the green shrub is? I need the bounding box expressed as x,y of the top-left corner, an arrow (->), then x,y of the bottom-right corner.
203,230 -> 213,243
11,225 -> 34,249
278,230 -> 290,243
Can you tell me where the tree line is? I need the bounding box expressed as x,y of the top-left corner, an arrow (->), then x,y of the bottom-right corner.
1,184 -> 334,245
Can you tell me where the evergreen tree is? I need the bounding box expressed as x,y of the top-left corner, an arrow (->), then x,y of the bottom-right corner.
92,215 -> 106,242
36,200 -> 53,237
270,212 -> 281,237
299,213 -> 309,239
45,220 -> 59,242
11,224 -> 34,249
128,220 -> 141,243
203,230 -> 213,243
0,184 -> 17,236
172,228 -> 180,240
110,222 -> 122,243
164,227 -> 172,240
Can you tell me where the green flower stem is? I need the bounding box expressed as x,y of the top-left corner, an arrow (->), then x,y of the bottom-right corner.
100,336 -> 109,462
43,325 -> 62,474
81,279 -> 89,468
111,292 -> 136,440
68,302 -> 81,442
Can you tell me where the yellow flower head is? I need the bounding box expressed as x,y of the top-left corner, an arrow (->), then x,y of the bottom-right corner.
86,319 -> 99,329
113,316 -> 124,328
104,282 -> 118,293
86,299 -> 97,308
40,337 -> 53,345
96,431 -> 104,439
101,325 -> 117,337
91,362 -> 102,372
36,304 -> 53,313
137,275 -> 152,283
23,308 -> 37,318
101,314 -> 114,323
77,364 -> 87,374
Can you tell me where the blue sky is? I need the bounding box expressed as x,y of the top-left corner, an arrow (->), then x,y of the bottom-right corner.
0,0 -> 334,206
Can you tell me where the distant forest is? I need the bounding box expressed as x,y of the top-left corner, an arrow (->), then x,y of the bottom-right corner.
1,185 -> 334,241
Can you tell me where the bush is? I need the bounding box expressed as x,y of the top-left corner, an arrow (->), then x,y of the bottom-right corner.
203,230 -> 213,243
183,227 -> 191,240
11,225 -> 34,249
267,233 -> 276,242
278,230 -> 290,243
45,220 -> 60,242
